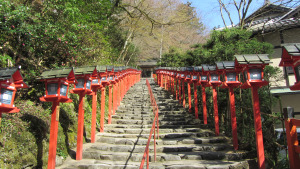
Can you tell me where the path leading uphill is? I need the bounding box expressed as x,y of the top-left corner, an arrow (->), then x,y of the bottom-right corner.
57,78 -> 253,169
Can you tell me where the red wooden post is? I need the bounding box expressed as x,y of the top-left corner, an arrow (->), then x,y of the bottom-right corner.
47,102 -> 59,169
229,87 -> 238,150
285,117 -> 300,169
251,86 -> 266,169
212,86 -> 219,136
182,81 -> 185,107
188,82 -> 192,112
194,83 -> 198,119
108,84 -> 112,124
175,78 -> 178,100
76,93 -> 85,160
91,92 -> 97,143
0,112 -> 2,127
179,80 -> 182,104
100,87 -> 105,132
202,86 -> 207,125
113,84 -> 117,115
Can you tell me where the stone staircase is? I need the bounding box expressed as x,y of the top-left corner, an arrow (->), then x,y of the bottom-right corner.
57,79 -> 252,169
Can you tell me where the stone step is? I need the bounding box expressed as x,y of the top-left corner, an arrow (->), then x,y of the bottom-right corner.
96,131 -> 215,139
98,136 -> 229,146
105,124 -> 200,129
81,149 -> 247,162
104,128 -> 203,134
110,119 -> 200,126
57,159 -> 251,169
85,143 -> 232,154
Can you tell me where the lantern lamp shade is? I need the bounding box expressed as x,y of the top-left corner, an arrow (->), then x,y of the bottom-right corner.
249,69 -> 262,80
86,80 -> 91,89
210,74 -> 219,81
47,83 -> 59,95
201,75 -> 208,81
1,88 -> 13,105
76,79 -> 85,88
92,79 -> 100,84
226,72 -> 237,81
60,84 -> 68,96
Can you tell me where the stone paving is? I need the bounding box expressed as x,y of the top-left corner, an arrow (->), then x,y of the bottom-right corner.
57,78 -> 253,169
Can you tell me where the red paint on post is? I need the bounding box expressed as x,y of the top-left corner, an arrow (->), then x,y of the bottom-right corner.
202,86 -> 207,125
47,102 -> 59,169
100,87 -> 105,132
229,87 -> 238,150
285,118 -> 300,169
175,79 -> 178,100
188,82 -> 192,112
108,85 -> 112,124
179,80 -> 182,104
182,81 -> 185,108
212,86 -> 219,136
194,83 -> 198,119
76,93 -> 85,160
91,92 -> 97,143
113,84 -> 117,115
251,86 -> 266,169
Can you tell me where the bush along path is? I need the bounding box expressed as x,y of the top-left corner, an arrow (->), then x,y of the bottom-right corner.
57,78 -> 254,169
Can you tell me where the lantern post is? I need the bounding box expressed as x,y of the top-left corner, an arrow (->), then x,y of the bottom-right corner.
98,66 -> 109,133
200,65 -> 210,125
70,66 -> 97,160
216,61 -> 240,150
0,66 -> 28,126
175,68 -> 180,100
89,67 -> 102,143
192,66 -> 201,119
39,67 -> 75,169
113,67 -> 120,115
184,67 -> 193,112
171,68 -> 176,95
235,54 -> 271,169
180,67 -> 187,107
107,66 -> 115,124
207,65 -> 222,136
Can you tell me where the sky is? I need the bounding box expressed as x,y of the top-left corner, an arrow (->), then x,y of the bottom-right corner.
183,0 -> 267,30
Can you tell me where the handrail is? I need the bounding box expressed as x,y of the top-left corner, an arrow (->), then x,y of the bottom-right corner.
139,79 -> 159,169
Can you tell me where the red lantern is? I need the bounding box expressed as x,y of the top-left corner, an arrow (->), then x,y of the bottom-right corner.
39,67 -> 75,169
0,66 -> 28,114
279,43 -> 300,90
216,61 -> 240,150
235,54 -> 271,169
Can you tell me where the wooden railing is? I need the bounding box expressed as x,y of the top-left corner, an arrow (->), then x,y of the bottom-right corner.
139,79 -> 159,169
284,107 -> 300,169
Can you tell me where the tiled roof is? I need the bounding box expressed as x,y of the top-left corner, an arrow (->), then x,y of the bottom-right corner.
249,18 -> 300,34
186,66 -> 194,72
0,67 -> 19,81
39,67 -> 73,79
235,54 -> 271,64
282,43 -> 300,56
216,61 -> 235,70
74,66 -> 96,75
96,65 -> 107,73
